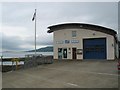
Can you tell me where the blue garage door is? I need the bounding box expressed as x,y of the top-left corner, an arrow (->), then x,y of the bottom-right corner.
83,38 -> 106,59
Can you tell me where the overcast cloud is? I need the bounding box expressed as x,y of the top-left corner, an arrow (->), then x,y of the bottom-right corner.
1,2 -> 118,51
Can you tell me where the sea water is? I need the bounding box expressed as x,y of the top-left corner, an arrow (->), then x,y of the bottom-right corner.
1,52 -> 53,58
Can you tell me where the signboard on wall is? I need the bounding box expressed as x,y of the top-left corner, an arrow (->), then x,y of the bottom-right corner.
71,40 -> 79,43
77,49 -> 83,54
65,40 -> 70,44
56,41 -> 64,44
56,40 -> 79,44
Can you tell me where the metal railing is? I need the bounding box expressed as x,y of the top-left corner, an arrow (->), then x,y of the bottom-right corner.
2,54 -> 53,72
24,54 -> 53,69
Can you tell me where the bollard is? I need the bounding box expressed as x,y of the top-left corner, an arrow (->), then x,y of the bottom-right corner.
11,58 -> 20,70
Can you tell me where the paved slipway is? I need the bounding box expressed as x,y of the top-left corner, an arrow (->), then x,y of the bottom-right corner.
2,60 -> 119,88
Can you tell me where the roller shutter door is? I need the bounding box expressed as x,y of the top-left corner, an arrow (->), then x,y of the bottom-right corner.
83,38 -> 106,59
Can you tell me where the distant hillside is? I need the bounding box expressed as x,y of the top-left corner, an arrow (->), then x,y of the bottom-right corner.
28,46 -> 53,52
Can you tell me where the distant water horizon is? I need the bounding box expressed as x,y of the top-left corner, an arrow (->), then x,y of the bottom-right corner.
1,51 -> 53,58
0,61 -> 24,66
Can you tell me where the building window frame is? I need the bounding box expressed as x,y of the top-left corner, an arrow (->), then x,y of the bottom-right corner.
72,31 -> 77,37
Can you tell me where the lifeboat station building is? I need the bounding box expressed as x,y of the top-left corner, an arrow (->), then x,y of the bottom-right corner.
47,23 -> 118,60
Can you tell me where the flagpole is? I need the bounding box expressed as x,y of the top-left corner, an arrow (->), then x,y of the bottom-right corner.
35,9 -> 37,56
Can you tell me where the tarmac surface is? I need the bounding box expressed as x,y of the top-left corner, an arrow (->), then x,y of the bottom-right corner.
2,60 -> 119,88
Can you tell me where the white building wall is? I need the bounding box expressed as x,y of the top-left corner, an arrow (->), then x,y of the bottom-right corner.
116,43 -> 119,58
53,28 -> 115,60
114,39 -> 119,59
106,36 -> 115,60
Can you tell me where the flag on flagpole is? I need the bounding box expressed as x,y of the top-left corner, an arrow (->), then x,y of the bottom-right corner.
32,11 -> 36,21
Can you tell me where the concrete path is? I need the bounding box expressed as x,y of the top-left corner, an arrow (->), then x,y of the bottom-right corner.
2,60 -> 118,88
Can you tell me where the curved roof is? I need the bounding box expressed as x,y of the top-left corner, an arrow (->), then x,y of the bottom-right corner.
47,23 -> 117,37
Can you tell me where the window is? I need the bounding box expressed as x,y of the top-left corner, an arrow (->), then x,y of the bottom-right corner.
72,31 -> 76,37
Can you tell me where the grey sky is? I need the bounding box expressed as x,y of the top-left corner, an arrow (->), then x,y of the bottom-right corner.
1,2 -> 118,51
